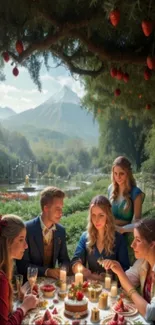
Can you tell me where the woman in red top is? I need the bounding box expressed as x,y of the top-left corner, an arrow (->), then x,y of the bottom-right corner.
0,214 -> 38,325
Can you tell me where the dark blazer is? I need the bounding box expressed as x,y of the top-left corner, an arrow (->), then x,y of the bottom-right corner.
71,231 -> 130,274
16,216 -> 70,279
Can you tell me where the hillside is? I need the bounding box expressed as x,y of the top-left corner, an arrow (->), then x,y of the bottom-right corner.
0,107 -> 16,119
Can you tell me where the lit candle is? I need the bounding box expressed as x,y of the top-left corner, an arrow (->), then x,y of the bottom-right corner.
105,275 -> 111,289
60,269 -> 67,282
110,282 -> 118,297
75,266 -> 83,285
60,282 -> 67,291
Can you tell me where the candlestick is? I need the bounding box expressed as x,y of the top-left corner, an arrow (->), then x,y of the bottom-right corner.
110,281 -> 118,297
60,282 -> 67,291
98,292 -> 108,310
91,307 -> 100,323
105,274 -> 111,290
75,272 -> 83,285
60,269 -> 67,283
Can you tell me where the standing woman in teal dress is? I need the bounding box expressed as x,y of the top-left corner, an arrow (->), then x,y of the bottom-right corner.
108,156 -> 145,234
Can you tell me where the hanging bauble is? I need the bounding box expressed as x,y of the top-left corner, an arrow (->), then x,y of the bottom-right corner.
110,68 -> 117,78
141,21 -> 153,37
114,88 -> 121,96
146,56 -> 155,70
15,40 -> 24,54
13,67 -> 19,76
144,69 -> 151,80
116,69 -> 123,80
109,10 -> 120,27
2,52 -> 10,62
146,104 -> 151,110
123,73 -> 129,83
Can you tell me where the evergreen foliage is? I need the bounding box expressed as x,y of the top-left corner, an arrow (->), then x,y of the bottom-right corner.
1,1 -> 155,115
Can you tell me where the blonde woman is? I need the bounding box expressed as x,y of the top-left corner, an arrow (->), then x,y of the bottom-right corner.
71,195 -> 129,280
108,156 -> 145,234
0,214 -> 38,325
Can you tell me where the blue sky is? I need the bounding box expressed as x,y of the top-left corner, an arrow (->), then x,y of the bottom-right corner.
1,58 -> 84,113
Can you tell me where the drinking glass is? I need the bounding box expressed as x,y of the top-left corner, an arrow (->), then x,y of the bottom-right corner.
27,267 -> 38,293
15,274 -> 23,301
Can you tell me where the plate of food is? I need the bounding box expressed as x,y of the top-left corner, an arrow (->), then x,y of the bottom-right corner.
32,309 -> 63,325
100,313 -> 133,325
112,298 -> 138,316
40,284 -> 56,298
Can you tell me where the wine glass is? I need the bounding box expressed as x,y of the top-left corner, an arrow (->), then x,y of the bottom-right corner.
15,274 -> 23,301
97,256 -> 104,266
27,267 -> 38,293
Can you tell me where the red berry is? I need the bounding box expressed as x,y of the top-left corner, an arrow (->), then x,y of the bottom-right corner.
147,56 -> 155,70
12,67 -> 19,77
43,309 -> 52,321
15,40 -> 24,54
76,290 -> 84,301
35,318 -> 43,325
83,281 -> 89,288
144,69 -> 151,80
116,69 -> 123,80
2,52 -> 10,62
52,307 -> 58,315
146,104 -> 151,110
110,68 -> 117,78
123,73 -> 129,83
141,20 -> 153,37
114,88 -> 121,96
109,10 -> 120,27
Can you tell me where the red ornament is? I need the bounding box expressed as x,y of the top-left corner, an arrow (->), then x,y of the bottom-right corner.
110,67 -> 117,78
141,21 -> 153,37
144,69 -> 151,80
146,104 -> 151,110
146,56 -> 155,70
123,73 -> 129,83
116,69 -> 123,80
15,40 -> 24,54
109,10 -> 120,27
2,52 -> 10,62
114,88 -> 121,96
12,67 -> 19,77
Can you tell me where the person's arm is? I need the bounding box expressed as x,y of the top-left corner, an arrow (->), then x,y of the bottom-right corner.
57,228 -> 70,271
0,274 -> 24,325
71,233 -> 92,278
132,194 -> 143,222
103,259 -> 148,318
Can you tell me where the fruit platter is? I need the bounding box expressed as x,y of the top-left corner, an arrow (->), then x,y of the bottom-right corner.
40,284 -> 56,298
112,298 -> 137,316
101,312 -> 133,325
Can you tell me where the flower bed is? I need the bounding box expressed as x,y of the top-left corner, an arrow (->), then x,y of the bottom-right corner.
0,192 -> 29,201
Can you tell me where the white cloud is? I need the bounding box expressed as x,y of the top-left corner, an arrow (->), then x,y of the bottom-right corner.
0,83 -> 20,94
40,74 -> 55,81
56,75 -> 85,98
20,97 -> 32,103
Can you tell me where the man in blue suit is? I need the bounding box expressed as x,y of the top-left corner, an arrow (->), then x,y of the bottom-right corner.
16,186 -> 70,279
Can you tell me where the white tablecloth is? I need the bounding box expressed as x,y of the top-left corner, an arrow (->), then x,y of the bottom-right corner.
14,277 -> 150,325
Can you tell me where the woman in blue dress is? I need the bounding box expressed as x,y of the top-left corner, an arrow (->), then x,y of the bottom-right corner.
108,156 -> 145,234
71,195 -> 129,280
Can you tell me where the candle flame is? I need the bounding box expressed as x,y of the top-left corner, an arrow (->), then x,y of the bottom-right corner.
77,264 -> 83,273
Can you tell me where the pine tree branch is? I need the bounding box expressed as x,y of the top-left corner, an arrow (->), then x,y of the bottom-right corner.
53,50 -> 104,76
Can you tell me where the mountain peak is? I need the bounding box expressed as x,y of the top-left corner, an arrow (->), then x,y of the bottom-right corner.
50,85 -> 80,104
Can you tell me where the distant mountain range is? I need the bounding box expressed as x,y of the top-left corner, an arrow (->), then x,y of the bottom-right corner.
2,86 -> 99,142
0,107 -> 16,119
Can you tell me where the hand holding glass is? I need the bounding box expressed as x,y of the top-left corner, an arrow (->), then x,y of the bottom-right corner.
27,267 -> 38,293
16,274 -> 23,301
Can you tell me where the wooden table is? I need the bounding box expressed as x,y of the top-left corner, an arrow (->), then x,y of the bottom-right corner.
14,277 -> 150,325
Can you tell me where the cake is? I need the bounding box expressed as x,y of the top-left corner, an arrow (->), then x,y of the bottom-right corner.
114,298 -> 129,313
106,312 -> 127,325
64,285 -> 88,318
40,284 -> 56,298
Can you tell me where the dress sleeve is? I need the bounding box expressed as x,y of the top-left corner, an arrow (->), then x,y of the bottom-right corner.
71,232 -> 87,267
0,273 -> 24,325
108,184 -> 112,199
130,186 -> 145,203
125,259 -> 142,287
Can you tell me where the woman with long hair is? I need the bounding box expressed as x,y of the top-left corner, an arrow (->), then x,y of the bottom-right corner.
108,156 -> 145,234
102,217 -> 155,322
0,214 -> 38,325
71,195 -> 129,280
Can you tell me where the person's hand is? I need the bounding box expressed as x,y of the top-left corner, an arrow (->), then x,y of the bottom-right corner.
103,259 -> 123,276
46,268 -> 60,279
20,294 -> 39,315
82,267 -> 92,279
90,273 -> 104,281
115,225 -> 125,234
